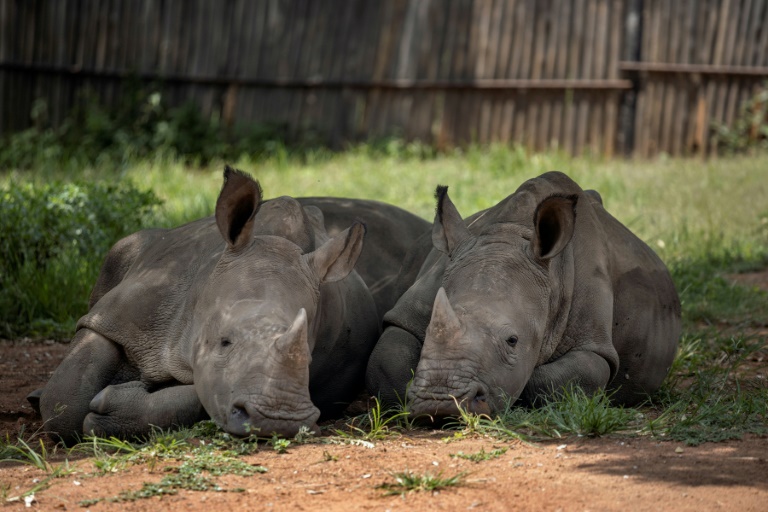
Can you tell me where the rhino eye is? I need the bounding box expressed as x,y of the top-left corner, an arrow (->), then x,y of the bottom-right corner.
220,337 -> 232,348
505,335 -> 518,347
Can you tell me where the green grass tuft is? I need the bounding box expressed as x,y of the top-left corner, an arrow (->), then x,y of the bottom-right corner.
377,470 -> 467,496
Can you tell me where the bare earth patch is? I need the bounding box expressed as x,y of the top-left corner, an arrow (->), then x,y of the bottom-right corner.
2,339 -> 767,511
728,269 -> 768,293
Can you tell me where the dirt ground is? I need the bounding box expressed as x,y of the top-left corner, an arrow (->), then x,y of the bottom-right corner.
2,270 -> 767,511
1,339 -> 767,511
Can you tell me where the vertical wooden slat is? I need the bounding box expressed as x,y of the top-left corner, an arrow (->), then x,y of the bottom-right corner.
574,0 -> 595,154
475,0 -> 493,143
588,0 -> 608,154
756,0 -> 768,66
696,0 -> 718,154
659,1 -> 676,155
510,0 -> 532,146
603,0 -> 622,157
436,1 -> 459,146
529,1 -> 546,150
710,0 -> 734,154
647,0 -> 664,156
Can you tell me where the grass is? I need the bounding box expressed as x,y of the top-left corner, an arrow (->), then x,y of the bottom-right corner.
450,447 -> 508,463
0,145 -> 766,463
377,470 -> 467,496
2,146 -> 767,336
72,422 -> 267,505
334,397 -> 410,440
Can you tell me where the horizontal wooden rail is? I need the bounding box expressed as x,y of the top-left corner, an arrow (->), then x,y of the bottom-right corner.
620,61 -> 768,77
0,61 -> 633,90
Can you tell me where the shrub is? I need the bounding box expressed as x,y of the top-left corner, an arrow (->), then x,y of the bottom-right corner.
713,82 -> 768,153
0,84 -> 295,171
0,181 -> 161,338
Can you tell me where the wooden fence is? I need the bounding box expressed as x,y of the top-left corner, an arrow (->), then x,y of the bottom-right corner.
1,0 -> 767,157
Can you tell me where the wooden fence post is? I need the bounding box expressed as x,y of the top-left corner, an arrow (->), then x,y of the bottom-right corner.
619,0 -> 643,156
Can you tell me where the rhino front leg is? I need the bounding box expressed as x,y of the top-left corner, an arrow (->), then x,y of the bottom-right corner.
84,383 -> 208,439
365,326 -> 423,409
40,329 -> 129,445
520,350 -> 612,407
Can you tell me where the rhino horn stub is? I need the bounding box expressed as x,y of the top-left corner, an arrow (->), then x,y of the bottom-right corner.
433,185 -> 471,256
425,287 -> 463,347
274,308 -> 311,367
216,166 -> 263,250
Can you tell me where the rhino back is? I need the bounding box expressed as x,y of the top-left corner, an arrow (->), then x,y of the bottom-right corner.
78,217 -> 223,384
308,271 -> 380,417
298,197 -> 430,319
589,201 -> 681,402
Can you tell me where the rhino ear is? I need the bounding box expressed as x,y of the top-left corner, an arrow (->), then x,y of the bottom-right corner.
302,206 -> 326,233
304,221 -> 366,283
216,166 -> 263,250
432,185 -> 471,255
531,194 -> 578,260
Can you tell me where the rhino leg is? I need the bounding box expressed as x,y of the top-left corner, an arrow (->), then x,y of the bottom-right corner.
40,329 -> 132,445
519,350 -> 612,407
84,382 -> 208,439
365,326 -> 423,409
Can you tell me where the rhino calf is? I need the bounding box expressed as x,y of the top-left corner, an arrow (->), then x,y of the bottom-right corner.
367,171 -> 681,418
38,167 -> 428,444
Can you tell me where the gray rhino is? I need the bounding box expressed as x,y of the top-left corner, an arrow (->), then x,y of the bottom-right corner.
366,171 -> 681,417
39,167 -> 429,444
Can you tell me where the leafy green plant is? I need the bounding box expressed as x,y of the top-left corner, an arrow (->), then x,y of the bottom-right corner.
490,388 -> 637,440
270,435 -> 291,454
537,387 -> 635,438
0,180 -> 161,337
442,397 -> 495,435
377,470 -> 466,496
0,84 -> 299,172
391,375 -> 418,430
450,447 -> 508,463
713,81 -> 768,153
77,426 -> 268,506
336,397 -> 410,440
292,425 -> 316,444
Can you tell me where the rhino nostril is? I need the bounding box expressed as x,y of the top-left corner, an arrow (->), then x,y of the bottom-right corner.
468,386 -> 491,415
228,404 -> 251,434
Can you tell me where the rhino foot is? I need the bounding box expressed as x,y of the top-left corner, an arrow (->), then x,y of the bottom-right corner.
84,381 -> 208,439
84,382 -> 153,438
26,388 -> 43,415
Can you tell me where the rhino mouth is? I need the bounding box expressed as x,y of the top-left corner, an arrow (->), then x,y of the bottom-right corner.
225,400 -> 321,438
409,383 -> 492,420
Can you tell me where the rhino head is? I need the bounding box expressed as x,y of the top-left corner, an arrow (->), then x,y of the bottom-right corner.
192,167 -> 365,437
408,185 -> 577,419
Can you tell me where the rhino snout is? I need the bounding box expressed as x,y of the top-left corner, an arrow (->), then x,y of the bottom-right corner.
227,400 -> 320,438
410,381 -> 491,419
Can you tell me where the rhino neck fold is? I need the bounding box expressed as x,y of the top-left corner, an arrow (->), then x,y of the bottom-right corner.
537,243 -> 576,366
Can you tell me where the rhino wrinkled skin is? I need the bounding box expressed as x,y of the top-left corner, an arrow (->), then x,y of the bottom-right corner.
366,171 -> 681,418
38,167 -> 429,444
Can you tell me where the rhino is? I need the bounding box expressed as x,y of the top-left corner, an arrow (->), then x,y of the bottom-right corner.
366,171 -> 681,417
38,167 -> 429,444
